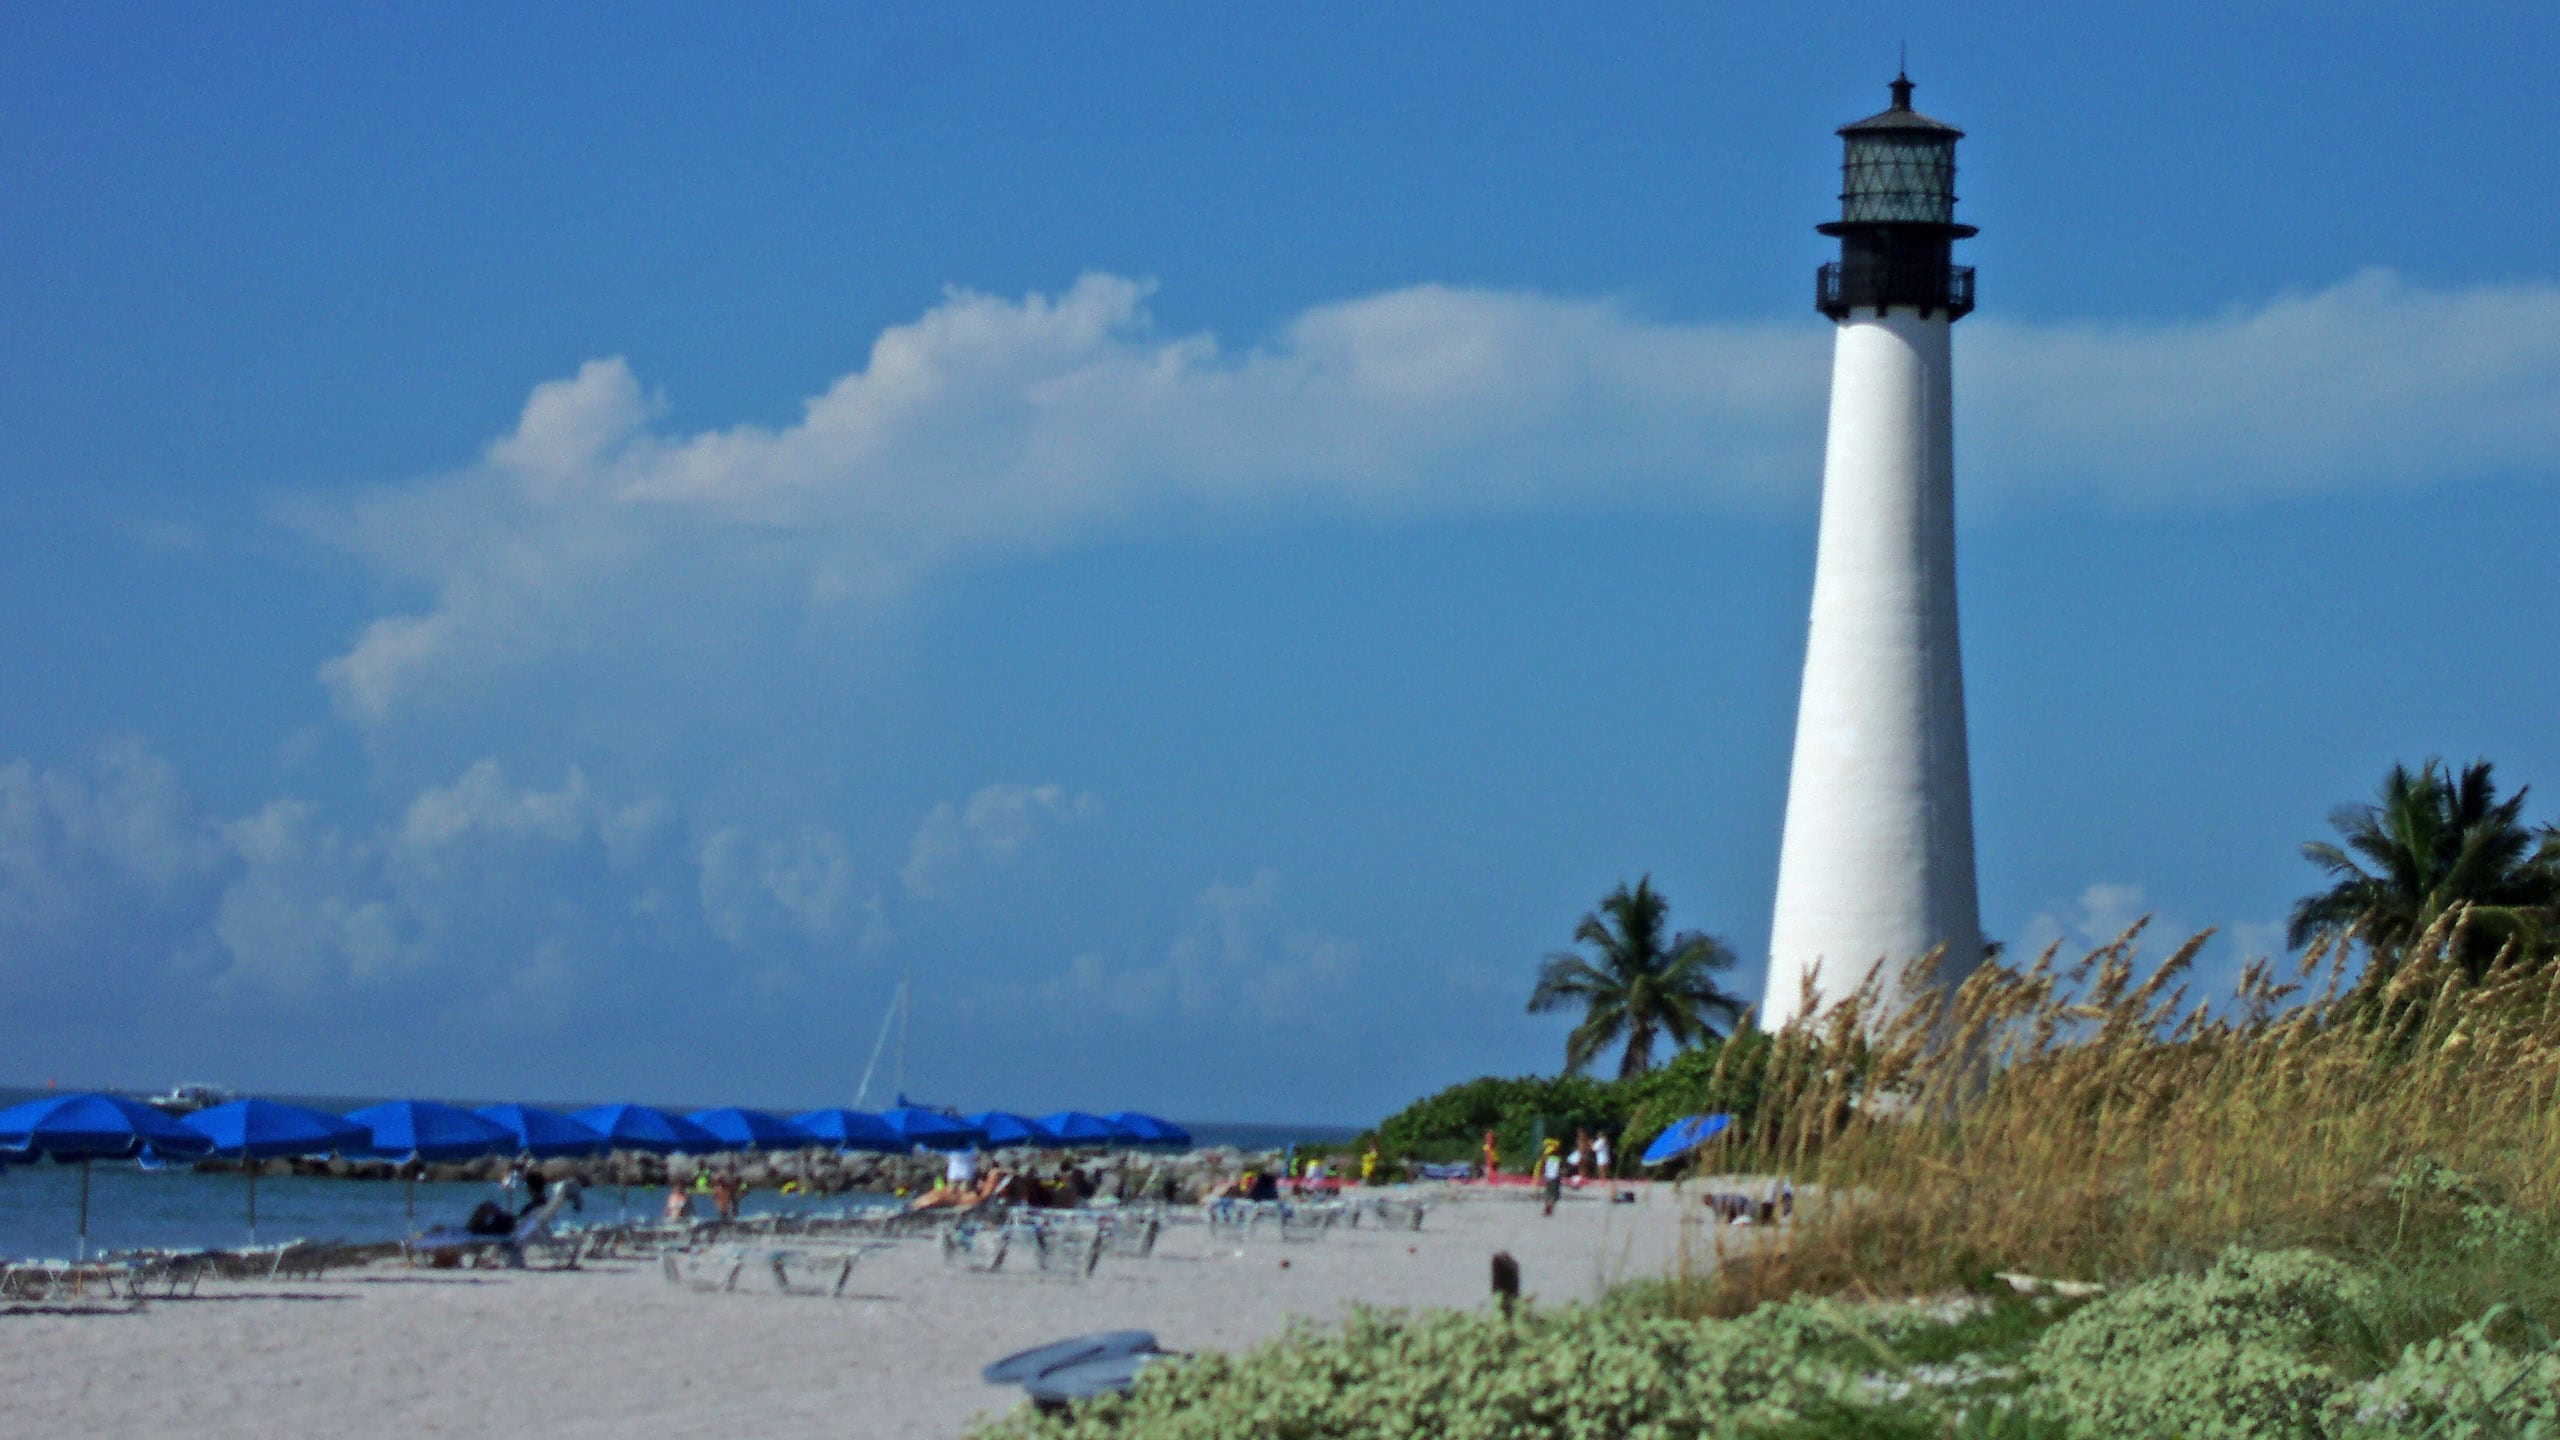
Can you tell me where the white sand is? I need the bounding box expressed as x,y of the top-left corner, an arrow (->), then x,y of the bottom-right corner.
2,1185 -> 1722,1438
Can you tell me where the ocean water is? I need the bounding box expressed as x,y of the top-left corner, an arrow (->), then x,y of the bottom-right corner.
0,1087 -> 1359,1259
0,1162 -> 868,1261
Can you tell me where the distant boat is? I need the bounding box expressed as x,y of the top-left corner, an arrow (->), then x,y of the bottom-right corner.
146,1082 -> 238,1116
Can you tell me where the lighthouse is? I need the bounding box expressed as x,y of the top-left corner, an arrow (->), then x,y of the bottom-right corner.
1763,73 -> 1984,1028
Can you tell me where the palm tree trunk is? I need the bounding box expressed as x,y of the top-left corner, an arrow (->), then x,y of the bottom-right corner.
1619,1022 -> 1656,1079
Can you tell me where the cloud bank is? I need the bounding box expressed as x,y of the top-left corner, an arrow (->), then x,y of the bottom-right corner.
304,269 -> 2560,725
0,740 -> 995,1031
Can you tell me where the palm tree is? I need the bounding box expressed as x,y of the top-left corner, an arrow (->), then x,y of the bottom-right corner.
1528,876 -> 1747,1078
2287,758 -> 2560,983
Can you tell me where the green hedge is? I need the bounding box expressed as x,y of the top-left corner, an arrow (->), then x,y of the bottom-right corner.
1369,1032 -> 1773,1172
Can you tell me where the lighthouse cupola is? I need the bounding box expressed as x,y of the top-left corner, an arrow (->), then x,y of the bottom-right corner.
1817,73 -> 1976,320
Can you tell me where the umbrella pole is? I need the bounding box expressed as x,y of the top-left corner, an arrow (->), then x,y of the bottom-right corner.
406,1168 -> 417,1230
78,1156 -> 92,1263
247,1162 -> 259,1247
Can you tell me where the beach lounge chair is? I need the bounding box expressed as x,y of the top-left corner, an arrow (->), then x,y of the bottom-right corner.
658,1242 -> 883,1297
123,1248 -> 216,1297
1011,1213 -> 1108,1278
941,1216 -> 1011,1273
405,1191 -> 573,1269
0,1257 -> 137,1305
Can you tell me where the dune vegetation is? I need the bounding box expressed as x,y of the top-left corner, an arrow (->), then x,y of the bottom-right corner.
985,918 -> 2560,1437
983,761 -> 2560,1436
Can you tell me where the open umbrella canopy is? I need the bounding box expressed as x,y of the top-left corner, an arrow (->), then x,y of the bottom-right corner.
879,1107 -> 986,1151
965,1111 -> 1060,1148
570,1103 -> 719,1154
179,1099 -> 370,1246
345,1100 -> 515,1163
179,1099 -> 368,1159
0,1093 -> 215,1261
1640,1113 -> 1733,1168
686,1107 -> 809,1151
791,1108 -> 903,1152
1104,1112 -> 1191,1149
0,1093 -> 215,1160
1039,1111 -> 1136,1147
985,1329 -> 1162,1386
474,1104 -> 610,1158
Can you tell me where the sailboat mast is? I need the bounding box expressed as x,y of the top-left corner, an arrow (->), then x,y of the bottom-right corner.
852,969 -> 909,1110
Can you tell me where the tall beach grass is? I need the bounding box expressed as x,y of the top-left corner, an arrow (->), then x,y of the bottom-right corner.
1689,909 -> 2560,1320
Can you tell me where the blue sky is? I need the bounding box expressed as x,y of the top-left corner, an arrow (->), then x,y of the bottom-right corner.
4,5 -> 2556,1123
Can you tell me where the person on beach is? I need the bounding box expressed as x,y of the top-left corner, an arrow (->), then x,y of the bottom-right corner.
1360,1145 -> 1379,1186
664,1179 -> 693,1222
466,1199 -> 515,1237
1593,1132 -> 1612,1181
1481,1130 -> 1500,1181
1572,1129 -> 1592,1187
1540,1138 -> 1564,1216
519,1167 -> 550,1216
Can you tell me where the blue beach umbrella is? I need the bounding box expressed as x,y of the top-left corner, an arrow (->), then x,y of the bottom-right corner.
1640,1113 -> 1734,1169
1104,1112 -> 1191,1149
985,1329 -> 1163,1388
572,1104 -> 720,1219
345,1100 -> 515,1226
0,1093 -> 216,1260
686,1107 -> 809,1151
965,1111 -> 1060,1148
570,1103 -> 719,1155
1039,1111 -> 1137,1147
879,1107 -> 986,1151
346,1101 -> 516,1163
180,1099 -> 370,1245
473,1104 -> 610,1159
792,1108 -> 904,1152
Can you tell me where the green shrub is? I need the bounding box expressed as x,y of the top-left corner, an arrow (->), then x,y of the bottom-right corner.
969,1302 -> 1932,1440
2025,1249 -> 2375,1438
2343,1309 -> 2560,1438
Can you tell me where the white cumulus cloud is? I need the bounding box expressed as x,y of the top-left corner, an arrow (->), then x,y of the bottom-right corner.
901,782 -> 1102,900
302,269 -> 2560,726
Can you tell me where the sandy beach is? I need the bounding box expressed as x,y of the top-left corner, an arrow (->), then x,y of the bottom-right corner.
3,1184 -> 1717,1439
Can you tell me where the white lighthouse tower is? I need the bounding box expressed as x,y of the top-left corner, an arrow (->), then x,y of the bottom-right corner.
1763,73 -> 1984,1028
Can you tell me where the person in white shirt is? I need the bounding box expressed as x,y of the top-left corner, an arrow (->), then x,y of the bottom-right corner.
1593,1133 -> 1612,1180
947,1146 -> 979,1190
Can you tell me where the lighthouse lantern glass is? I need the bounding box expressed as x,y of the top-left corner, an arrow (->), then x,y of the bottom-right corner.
1839,133 -> 1956,225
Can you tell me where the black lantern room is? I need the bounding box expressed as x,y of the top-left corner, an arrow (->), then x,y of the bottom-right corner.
1816,73 -> 1976,321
